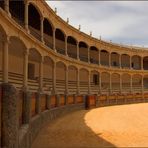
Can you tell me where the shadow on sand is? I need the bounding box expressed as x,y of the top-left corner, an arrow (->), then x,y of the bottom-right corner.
32,109 -> 116,148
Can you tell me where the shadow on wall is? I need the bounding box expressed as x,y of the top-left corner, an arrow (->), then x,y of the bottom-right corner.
32,110 -> 116,148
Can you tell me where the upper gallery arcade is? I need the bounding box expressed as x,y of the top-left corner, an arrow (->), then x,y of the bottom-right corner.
0,0 -> 148,95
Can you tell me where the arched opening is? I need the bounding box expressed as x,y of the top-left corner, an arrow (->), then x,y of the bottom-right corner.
121,54 -> 130,69
28,48 -> 41,92
111,52 -> 119,67
8,36 -> 26,89
79,41 -> 88,62
101,72 -> 110,93
9,0 -> 24,26
56,62 -> 66,94
131,55 -> 141,70
28,3 -> 41,40
111,73 -> 120,93
144,75 -> 148,92
43,18 -> 53,49
90,46 -> 99,64
132,74 -> 142,92
143,56 -> 148,70
79,69 -> 88,94
100,50 -> 109,66
43,56 -> 53,93
0,0 -> 4,9
0,25 -> 7,83
122,73 -> 131,93
68,66 -> 77,94
67,36 -> 77,59
55,28 -> 65,55
90,71 -> 99,94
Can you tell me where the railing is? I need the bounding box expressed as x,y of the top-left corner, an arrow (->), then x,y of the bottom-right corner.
90,58 -> 99,64
44,36 -> 53,49
56,47 -> 65,55
79,55 -> 88,62
29,26 -> 41,41
68,52 -> 77,59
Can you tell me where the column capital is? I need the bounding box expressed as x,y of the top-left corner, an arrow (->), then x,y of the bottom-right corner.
24,0 -> 29,5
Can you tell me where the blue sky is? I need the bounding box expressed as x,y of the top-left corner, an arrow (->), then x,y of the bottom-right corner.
46,1 -> 148,47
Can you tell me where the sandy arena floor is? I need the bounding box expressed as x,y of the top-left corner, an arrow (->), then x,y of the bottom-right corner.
32,103 -> 148,148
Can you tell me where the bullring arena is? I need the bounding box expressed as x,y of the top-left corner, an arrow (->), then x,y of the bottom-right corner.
0,0 -> 148,147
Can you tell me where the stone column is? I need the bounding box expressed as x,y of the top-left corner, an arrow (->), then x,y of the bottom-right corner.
3,36 -> 9,83
130,56 -> 132,69
130,75 -> 133,93
119,54 -> 121,68
120,74 -> 122,93
2,83 -> 19,148
98,50 -> 100,65
53,62 -> 56,94
99,72 -> 101,94
40,17 -> 44,43
4,0 -> 9,14
24,0 -> 29,31
142,75 -> 144,93
53,28 -> 56,51
88,46 -> 90,63
109,52 -> 111,67
77,42 -> 79,60
77,69 -> 80,94
65,36 -> 68,56
65,66 -> 68,94
23,49 -> 29,90
39,57 -> 44,92
109,73 -> 112,94
141,57 -> 143,70
88,71 -> 90,94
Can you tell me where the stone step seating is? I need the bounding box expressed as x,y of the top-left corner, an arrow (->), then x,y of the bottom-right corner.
56,79 -> 65,94
80,82 -> 88,94
90,83 -> 99,93
28,79 -> 39,92
29,26 -> 41,41
68,80 -> 77,94
43,33 -> 53,49
8,72 -> 23,90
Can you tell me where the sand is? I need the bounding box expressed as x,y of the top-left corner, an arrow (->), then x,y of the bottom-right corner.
32,103 -> 148,148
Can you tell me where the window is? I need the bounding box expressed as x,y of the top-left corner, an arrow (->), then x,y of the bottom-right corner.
93,74 -> 99,85
28,63 -> 35,79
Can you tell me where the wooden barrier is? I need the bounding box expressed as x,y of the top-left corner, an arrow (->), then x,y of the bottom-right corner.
0,85 -> 2,147
134,93 -> 143,103
50,95 -> 57,108
76,96 -> 83,104
40,94 -> 47,112
98,95 -> 107,106
144,93 -> 148,102
85,95 -> 96,109
59,95 -> 65,106
31,93 -> 37,117
126,94 -> 133,103
117,94 -> 125,104
68,95 -> 74,104
108,94 -> 117,105
18,90 -> 23,126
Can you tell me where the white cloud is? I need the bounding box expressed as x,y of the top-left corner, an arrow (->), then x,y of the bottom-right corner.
46,1 -> 148,47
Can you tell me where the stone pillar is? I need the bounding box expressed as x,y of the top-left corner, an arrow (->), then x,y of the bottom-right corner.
40,17 -> 44,43
4,0 -> 9,14
98,50 -> 100,65
142,75 -> 144,93
130,75 -> 133,93
23,49 -> 29,90
109,53 -> 111,67
77,69 -> 80,94
23,91 -> 31,124
77,42 -> 79,60
53,28 -> 56,51
39,57 -> 44,92
120,74 -> 122,93
99,73 -> 101,94
141,57 -> 143,70
2,84 -> 19,148
65,36 -> 68,56
130,56 -> 132,69
119,54 -> 121,68
88,71 -> 91,94
65,66 -> 68,94
24,1 -> 29,31
3,36 -> 9,83
109,73 -> 112,94
36,93 -> 41,114
53,62 -> 56,94
88,46 -> 90,63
